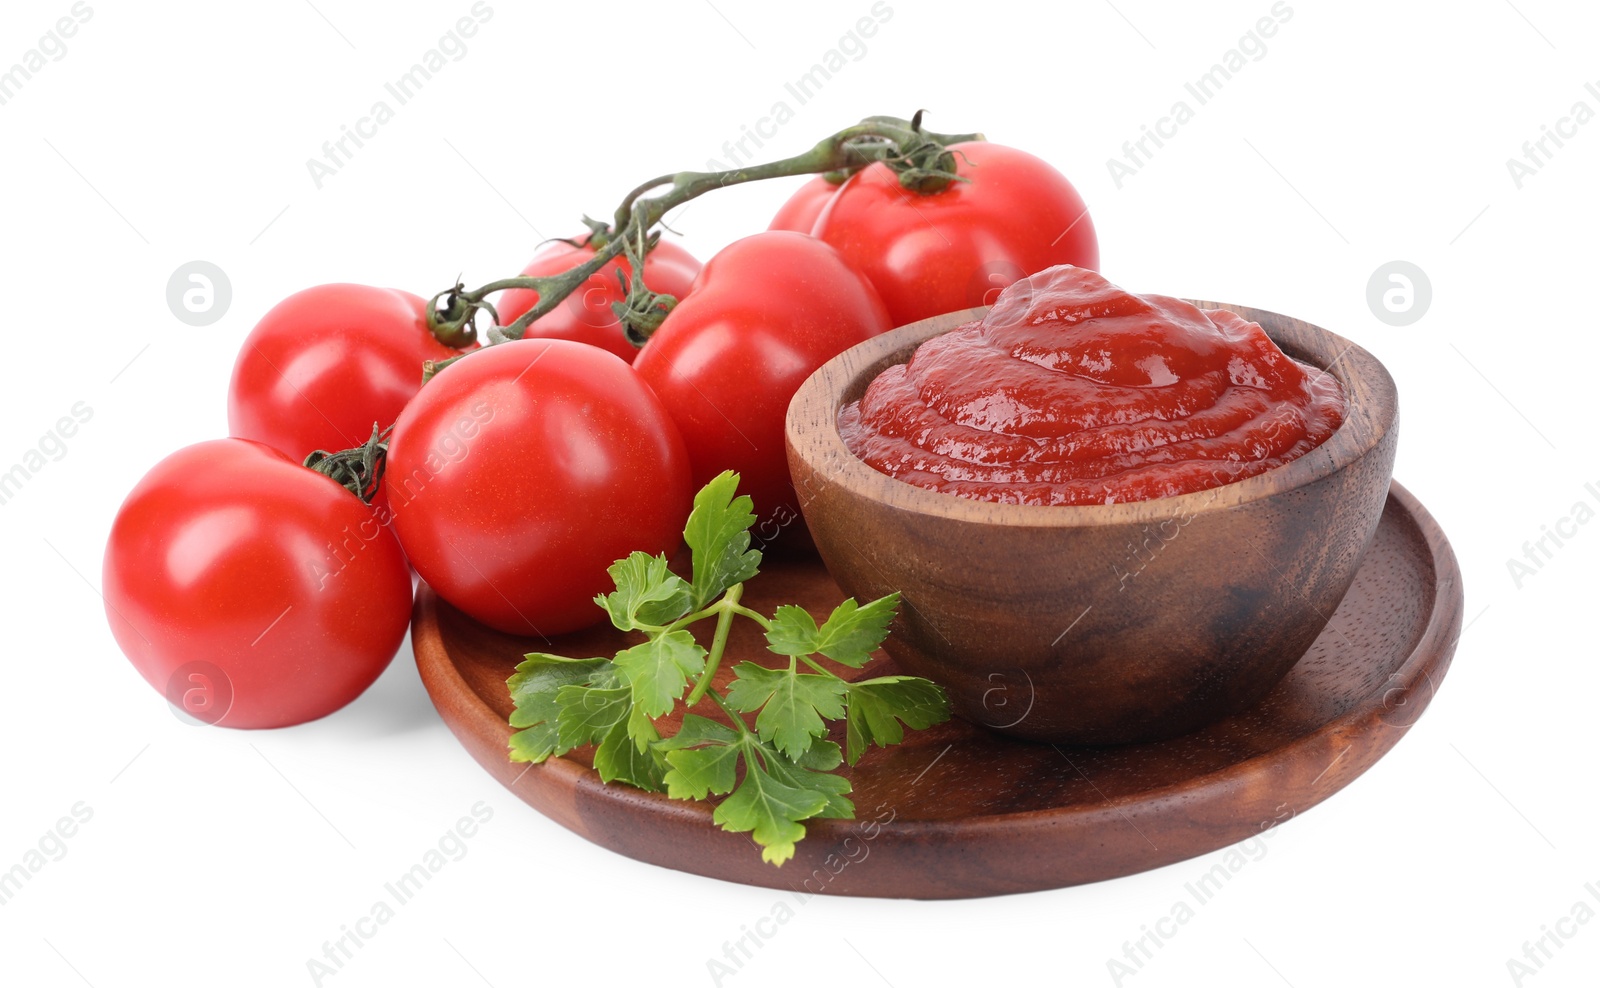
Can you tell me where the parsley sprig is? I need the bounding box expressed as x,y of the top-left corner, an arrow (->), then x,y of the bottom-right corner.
507,471 -> 950,865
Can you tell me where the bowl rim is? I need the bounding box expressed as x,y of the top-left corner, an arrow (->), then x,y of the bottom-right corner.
786,299 -> 1398,527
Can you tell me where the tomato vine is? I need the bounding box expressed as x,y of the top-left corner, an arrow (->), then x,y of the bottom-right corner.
420,111 -> 982,377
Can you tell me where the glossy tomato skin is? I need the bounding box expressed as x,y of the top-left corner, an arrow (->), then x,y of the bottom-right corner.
633,231 -> 892,530
811,142 -> 1100,327
495,238 -> 701,364
103,439 -> 413,729
768,176 -> 841,233
228,284 -> 467,459
386,339 -> 692,637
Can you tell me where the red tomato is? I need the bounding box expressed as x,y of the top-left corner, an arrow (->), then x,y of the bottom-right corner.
386,339 -> 692,636
811,142 -> 1099,326
228,284 -> 468,459
634,231 -> 891,530
768,176 -> 841,233
103,439 -> 412,729
495,237 -> 701,363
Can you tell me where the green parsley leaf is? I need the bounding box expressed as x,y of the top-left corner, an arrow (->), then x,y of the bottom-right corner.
596,551 -> 693,631
725,661 -> 847,760
713,739 -> 831,866
684,470 -> 761,610
659,719 -> 850,862
508,727 -> 558,765
554,684 -> 633,750
626,702 -> 658,752
763,605 -> 822,657
658,715 -> 742,800
507,654 -> 612,763
765,739 -> 854,820
845,676 -> 951,765
765,593 -> 900,668
612,630 -> 707,718
594,718 -> 667,791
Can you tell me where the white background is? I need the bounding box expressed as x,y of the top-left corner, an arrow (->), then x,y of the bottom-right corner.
2,0 -> 1595,985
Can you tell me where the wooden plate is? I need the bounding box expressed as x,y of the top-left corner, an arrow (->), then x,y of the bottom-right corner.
412,481 -> 1461,899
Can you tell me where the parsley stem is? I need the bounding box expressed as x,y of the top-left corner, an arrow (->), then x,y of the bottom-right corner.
685,584 -> 743,708
708,687 -> 751,736
798,654 -> 844,680
666,604 -> 722,633
728,603 -> 772,630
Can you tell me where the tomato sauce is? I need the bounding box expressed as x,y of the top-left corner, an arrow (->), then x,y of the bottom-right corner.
838,266 -> 1345,506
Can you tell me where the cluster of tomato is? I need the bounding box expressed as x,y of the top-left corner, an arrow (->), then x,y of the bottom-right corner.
102,138 -> 1097,729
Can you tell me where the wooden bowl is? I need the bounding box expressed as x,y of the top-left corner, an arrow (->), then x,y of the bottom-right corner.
785,302 -> 1398,745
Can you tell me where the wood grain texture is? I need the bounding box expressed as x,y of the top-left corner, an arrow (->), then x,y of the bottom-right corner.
786,301 -> 1399,743
412,482 -> 1460,899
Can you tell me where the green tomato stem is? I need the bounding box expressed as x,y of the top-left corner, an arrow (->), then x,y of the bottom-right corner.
302,423 -> 390,503
425,114 -> 983,350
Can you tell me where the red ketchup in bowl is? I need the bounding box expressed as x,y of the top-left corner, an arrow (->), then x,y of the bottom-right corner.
838,266 -> 1346,506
